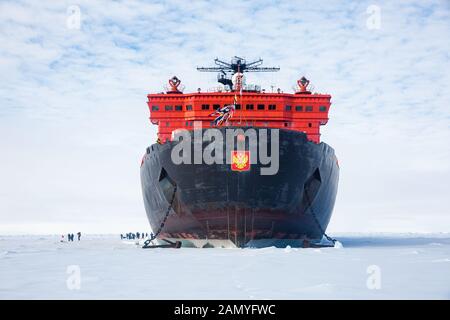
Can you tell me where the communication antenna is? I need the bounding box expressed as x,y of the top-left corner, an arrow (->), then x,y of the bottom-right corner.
197,56 -> 280,91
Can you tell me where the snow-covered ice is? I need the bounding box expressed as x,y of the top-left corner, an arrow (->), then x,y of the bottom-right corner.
0,234 -> 449,299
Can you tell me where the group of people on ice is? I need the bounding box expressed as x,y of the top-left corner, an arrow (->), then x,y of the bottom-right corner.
121,232 -> 148,240
61,232 -> 81,242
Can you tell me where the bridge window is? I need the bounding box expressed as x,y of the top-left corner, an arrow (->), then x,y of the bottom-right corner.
175,105 -> 182,111
166,122 -> 170,127
202,104 -> 210,110
235,104 -> 241,110
284,122 -> 289,127
152,105 -> 159,111
213,104 -> 220,110
308,123 -> 312,128
284,105 -> 291,111
257,104 -> 265,110
295,106 -> 303,111
186,105 -> 193,111
246,104 -> 254,110
165,105 -> 173,111
306,106 -> 313,112
319,106 -> 327,112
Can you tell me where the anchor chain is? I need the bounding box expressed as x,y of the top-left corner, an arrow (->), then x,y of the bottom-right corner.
304,190 -> 337,245
143,185 -> 177,248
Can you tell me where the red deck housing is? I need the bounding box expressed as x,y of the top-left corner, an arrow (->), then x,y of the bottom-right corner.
147,86 -> 331,144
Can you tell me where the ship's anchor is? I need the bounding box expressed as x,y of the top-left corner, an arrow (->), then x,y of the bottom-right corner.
142,185 -> 182,249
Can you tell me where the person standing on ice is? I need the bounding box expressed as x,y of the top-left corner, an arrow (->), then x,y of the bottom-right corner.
136,232 -> 140,239
77,232 -> 81,241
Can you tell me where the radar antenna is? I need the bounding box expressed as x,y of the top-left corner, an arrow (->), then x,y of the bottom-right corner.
197,56 -> 280,90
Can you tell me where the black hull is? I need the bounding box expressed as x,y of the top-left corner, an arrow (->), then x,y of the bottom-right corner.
140,128 -> 339,248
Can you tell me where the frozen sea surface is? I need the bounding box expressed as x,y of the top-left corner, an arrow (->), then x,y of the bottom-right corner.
0,234 -> 449,299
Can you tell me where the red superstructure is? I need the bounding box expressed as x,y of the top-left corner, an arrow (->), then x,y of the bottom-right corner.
147,57 -> 331,143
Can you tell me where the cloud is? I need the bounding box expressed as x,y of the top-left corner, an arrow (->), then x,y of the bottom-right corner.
0,0 -> 449,234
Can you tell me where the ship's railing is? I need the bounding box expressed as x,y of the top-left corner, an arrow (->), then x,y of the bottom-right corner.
204,84 -> 262,93
245,84 -> 261,92
206,86 -> 230,93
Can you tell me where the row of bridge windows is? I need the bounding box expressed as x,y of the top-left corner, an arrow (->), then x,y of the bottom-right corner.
152,105 -> 327,112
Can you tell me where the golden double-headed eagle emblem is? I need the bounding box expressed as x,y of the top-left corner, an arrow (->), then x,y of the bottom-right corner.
231,151 -> 250,171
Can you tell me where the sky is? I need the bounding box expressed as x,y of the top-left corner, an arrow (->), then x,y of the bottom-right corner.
0,0 -> 449,234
